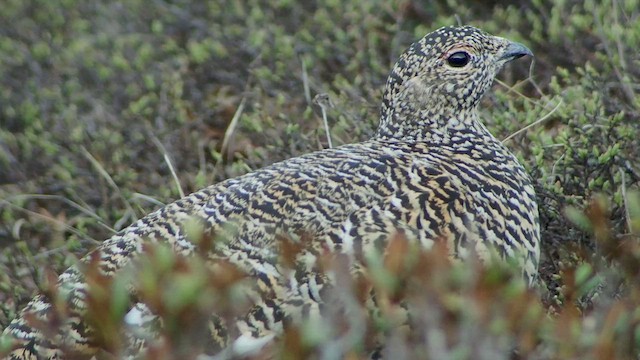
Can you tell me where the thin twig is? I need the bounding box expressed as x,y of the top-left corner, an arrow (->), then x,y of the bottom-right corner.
502,99 -> 563,143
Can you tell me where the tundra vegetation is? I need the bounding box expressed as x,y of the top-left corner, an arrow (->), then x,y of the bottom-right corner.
0,0 -> 638,358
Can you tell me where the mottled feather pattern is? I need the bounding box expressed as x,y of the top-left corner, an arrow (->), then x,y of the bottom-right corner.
3,26 -> 539,359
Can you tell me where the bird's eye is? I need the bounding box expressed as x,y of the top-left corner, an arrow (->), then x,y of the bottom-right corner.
446,51 -> 471,67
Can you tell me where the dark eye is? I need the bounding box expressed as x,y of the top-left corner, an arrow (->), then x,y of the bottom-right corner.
447,51 -> 471,67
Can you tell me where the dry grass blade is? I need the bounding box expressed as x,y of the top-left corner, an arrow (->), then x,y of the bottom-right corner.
0,199 -> 101,247
220,97 -> 247,161
526,59 -> 546,97
131,192 -> 166,208
495,77 -> 540,105
301,56 -> 311,105
80,146 -> 137,225
313,93 -> 334,149
150,135 -> 184,199
620,168 -> 632,234
1,194 -> 114,233
502,99 -> 562,143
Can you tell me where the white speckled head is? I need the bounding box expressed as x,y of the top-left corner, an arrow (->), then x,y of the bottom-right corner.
376,26 -> 532,141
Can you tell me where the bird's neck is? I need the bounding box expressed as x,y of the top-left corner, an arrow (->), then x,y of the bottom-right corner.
374,97 -> 493,144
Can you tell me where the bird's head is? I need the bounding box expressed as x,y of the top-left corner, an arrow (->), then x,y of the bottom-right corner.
377,26 -> 532,141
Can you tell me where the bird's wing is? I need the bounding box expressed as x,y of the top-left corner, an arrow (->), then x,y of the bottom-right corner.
2,142 -> 400,359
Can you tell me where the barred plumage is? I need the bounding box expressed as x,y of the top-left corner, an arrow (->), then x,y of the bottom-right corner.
3,25 -> 539,359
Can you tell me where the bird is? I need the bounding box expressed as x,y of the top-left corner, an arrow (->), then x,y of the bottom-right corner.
2,25 -> 539,359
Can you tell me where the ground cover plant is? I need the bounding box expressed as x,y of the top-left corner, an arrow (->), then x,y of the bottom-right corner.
0,0 -> 639,358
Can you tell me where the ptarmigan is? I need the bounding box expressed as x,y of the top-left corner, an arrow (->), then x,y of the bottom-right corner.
3,25 -> 539,359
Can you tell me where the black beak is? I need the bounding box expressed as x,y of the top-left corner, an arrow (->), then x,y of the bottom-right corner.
499,41 -> 533,62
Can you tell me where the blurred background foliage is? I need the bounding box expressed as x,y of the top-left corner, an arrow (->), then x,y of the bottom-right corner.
0,0 -> 639,358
